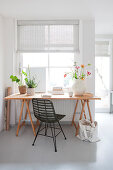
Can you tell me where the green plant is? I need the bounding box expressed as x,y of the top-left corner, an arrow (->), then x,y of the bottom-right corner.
25,77 -> 38,88
10,70 -> 27,86
25,66 -> 38,88
10,75 -> 20,84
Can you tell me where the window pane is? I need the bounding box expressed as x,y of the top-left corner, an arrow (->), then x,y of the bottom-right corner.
49,68 -> 72,88
49,53 -> 74,67
23,53 -> 48,67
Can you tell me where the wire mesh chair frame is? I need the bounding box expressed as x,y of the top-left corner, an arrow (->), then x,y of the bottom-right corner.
32,98 -> 66,152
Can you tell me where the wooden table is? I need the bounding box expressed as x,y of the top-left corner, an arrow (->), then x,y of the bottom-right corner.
4,93 -> 101,136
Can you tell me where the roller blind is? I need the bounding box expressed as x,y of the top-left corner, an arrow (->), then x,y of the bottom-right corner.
95,41 -> 111,56
17,20 -> 79,53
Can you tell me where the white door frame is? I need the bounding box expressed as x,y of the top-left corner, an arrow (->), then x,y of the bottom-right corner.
95,37 -> 112,113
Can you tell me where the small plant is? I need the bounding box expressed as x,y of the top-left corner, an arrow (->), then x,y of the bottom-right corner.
64,62 -> 91,80
10,70 -> 27,86
25,66 -> 38,88
25,77 -> 38,88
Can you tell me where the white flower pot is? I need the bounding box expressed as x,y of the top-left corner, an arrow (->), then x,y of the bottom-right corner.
72,79 -> 86,96
27,88 -> 35,96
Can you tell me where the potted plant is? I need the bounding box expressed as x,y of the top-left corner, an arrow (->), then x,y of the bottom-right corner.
64,62 -> 91,96
10,70 -> 27,94
25,66 -> 38,96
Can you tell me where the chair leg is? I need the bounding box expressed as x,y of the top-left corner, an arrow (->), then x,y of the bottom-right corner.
53,123 -> 57,152
50,123 -> 57,152
45,123 -> 48,136
32,122 -> 42,146
58,121 -> 66,140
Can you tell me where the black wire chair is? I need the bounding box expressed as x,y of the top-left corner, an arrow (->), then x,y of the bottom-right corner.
32,99 -> 66,152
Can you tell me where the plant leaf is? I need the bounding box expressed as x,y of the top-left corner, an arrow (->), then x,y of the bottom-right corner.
75,72 -> 77,79
22,70 -> 27,76
25,78 -> 28,82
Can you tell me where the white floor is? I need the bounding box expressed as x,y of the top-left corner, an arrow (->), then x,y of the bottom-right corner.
0,113 -> 113,170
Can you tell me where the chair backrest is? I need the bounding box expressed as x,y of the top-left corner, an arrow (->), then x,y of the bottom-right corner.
32,99 -> 57,121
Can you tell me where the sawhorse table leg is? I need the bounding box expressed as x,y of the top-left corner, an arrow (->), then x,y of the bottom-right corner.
75,100 -> 86,136
72,100 -> 78,128
72,99 -> 93,136
16,99 -> 40,136
16,99 -> 25,136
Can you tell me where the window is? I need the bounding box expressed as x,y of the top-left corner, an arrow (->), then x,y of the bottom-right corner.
17,20 -> 79,91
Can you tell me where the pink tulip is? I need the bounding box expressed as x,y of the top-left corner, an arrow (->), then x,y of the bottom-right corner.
87,71 -> 91,76
75,66 -> 80,69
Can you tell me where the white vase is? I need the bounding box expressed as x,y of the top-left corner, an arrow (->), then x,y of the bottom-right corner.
27,88 -> 35,96
72,79 -> 86,96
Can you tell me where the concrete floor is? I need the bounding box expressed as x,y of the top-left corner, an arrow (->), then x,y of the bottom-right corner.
0,113 -> 113,170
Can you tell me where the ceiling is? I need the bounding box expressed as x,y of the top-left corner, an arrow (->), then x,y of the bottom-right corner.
0,0 -> 113,34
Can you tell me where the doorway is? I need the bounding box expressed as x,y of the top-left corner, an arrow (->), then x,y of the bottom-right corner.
95,39 -> 112,112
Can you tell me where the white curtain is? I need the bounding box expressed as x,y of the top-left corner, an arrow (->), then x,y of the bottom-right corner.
95,40 -> 111,56
17,20 -> 79,53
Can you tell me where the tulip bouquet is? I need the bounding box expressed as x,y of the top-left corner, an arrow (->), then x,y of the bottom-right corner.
64,62 -> 91,80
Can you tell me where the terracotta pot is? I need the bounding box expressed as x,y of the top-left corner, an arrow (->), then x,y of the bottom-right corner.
18,85 -> 26,94
27,88 -> 35,96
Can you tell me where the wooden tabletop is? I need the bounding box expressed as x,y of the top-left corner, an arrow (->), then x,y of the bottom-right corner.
4,93 -> 101,101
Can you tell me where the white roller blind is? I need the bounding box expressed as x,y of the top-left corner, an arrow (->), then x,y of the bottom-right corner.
17,20 -> 79,52
95,41 -> 111,56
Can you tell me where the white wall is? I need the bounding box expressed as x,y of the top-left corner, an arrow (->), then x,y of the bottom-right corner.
80,20 -> 95,120
3,18 -> 16,125
0,16 -> 17,131
0,16 -> 5,131
79,20 -> 95,93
